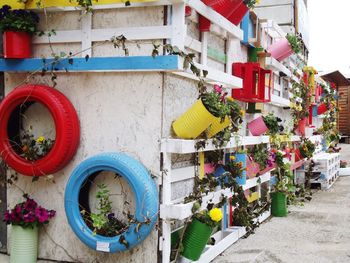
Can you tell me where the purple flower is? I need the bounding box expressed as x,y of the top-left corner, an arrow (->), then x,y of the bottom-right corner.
24,198 -> 37,212
107,213 -> 115,220
48,210 -> 56,219
23,212 -> 36,223
4,211 -> 11,223
35,207 -> 49,223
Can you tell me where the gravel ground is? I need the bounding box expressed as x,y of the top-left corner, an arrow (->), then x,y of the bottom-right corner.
214,144 -> 350,263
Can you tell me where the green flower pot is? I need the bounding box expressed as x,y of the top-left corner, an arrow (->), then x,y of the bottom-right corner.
181,219 -> 213,261
10,225 -> 38,263
271,192 -> 287,217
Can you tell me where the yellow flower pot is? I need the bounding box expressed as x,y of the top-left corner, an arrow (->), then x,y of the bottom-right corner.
207,116 -> 230,138
172,99 -> 217,139
6,1 -> 26,9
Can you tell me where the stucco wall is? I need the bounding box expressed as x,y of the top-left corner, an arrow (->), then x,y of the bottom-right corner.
4,6 -> 166,262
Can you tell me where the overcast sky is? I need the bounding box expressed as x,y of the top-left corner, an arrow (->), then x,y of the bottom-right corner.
308,0 -> 350,76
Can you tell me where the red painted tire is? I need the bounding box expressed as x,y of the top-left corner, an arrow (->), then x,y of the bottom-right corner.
0,85 -> 80,176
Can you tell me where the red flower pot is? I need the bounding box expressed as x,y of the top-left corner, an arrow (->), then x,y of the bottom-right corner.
294,149 -> 302,162
317,103 -> 328,115
185,6 -> 192,17
226,1 -> 249,25
198,15 -> 211,32
247,116 -> 269,136
296,118 -> 307,136
3,31 -> 31,59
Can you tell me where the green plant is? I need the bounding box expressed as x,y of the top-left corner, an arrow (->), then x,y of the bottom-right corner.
191,207 -> 223,228
0,5 -> 39,34
299,138 -> 316,159
286,34 -> 302,54
17,131 -> 55,161
201,86 -> 229,119
263,113 -> 283,135
250,144 -> 269,170
244,0 -> 260,9
82,184 -> 127,237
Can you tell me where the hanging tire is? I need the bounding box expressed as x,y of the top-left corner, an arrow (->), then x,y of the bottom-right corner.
64,152 -> 159,253
0,84 -> 80,176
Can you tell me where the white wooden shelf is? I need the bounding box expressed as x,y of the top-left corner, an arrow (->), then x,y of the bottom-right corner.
160,188 -> 232,220
160,172 -> 271,220
269,94 -> 290,107
243,172 -> 271,190
161,136 -> 270,153
265,57 -> 292,77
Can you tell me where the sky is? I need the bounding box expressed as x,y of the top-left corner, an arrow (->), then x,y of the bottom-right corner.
308,0 -> 350,76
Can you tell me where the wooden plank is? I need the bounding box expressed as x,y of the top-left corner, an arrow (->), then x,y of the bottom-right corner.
0,55 -> 181,72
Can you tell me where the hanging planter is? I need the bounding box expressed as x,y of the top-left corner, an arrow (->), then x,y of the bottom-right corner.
232,153 -> 247,185
267,39 -> 293,61
3,31 -> 31,59
207,116 -> 230,138
246,156 -> 260,178
172,99 -> 217,139
232,62 -> 272,103
247,116 -> 269,136
0,85 -> 80,176
65,153 -> 159,252
296,118 -> 307,136
198,15 -> 211,32
226,1 -> 249,25
312,104 -> 318,117
317,103 -> 328,115
181,218 -> 212,260
7,1 -> 26,9
271,192 -> 287,217
0,6 -> 39,59
10,225 -> 38,263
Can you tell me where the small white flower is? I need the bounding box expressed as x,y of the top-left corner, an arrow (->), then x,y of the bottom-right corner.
296,97 -> 303,103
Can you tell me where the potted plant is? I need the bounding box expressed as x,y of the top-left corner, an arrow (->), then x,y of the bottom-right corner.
181,207 -> 223,261
224,152 -> 246,185
3,195 -> 56,263
298,138 -> 316,159
0,5 -> 39,58
262,113 -> 283,135
247,116 -> 268,136
268,34 -> 301,61
270,151 -> 294,217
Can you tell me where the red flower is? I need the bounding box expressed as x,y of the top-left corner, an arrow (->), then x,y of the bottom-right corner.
24,198 -> 38,212
331,82 -> 337,89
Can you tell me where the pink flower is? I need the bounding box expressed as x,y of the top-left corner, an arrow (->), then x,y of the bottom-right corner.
48,210 -> 56,219
23,212 -> 36,223
214,85 -> 222,94
35,207 -> 49,223
24,198 -> 37,212
4,211 -> 11,223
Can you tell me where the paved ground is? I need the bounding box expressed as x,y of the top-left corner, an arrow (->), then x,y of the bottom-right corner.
214,144 -> 350,263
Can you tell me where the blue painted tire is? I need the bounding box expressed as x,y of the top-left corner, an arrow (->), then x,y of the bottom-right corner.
64,152 -> 159,252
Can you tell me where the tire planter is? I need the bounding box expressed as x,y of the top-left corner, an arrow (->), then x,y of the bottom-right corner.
10,225 -> 38,263
64,152 -> 159,253
3,31 -> 31,59
0,85 -> 80,176
271,192 -> 287,217
181,218 -> 212,261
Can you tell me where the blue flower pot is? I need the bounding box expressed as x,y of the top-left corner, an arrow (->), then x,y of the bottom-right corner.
312,105 -> 318,117
225,153 -> 247,185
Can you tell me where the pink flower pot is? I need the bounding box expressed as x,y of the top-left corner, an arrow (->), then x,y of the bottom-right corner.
267,38 -> 293,61
247,116 -> 268,136
246,157 -> 260,179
